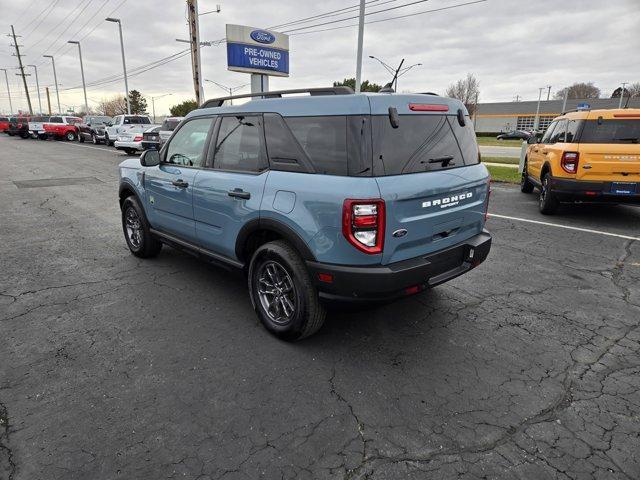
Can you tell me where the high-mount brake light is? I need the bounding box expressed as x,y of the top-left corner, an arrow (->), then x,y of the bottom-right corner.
561,151 -> 579,174
342,199 -> 385,254
408,104 -> 449,112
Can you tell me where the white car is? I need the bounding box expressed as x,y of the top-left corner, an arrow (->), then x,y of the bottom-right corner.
114,130 -> 147,155
105,114 -> 159,146
28,116 -> 50,140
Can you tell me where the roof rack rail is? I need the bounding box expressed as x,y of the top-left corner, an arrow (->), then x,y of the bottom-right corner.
201,86 -> 354,108
560,107 -> 590,115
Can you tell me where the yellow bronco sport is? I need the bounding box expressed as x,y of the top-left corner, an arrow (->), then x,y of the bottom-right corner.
521,108 -> 640,214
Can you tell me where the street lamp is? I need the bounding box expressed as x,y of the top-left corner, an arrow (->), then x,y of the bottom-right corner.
150,93 -> 172,123
27,65 -> 42,114
0,69 -> 12,114
619,82 -> 628,109
106,17 -> 130,114
533,87 -> 545,132
42,55 -> 61,114
204,79 -> 249,105
67,41 -> 89,114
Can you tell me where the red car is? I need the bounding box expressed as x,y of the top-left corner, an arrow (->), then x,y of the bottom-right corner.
0,116 -> 9,133
44,115 -> 82,141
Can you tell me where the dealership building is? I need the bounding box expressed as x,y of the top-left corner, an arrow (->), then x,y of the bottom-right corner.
474,97 -> 640,134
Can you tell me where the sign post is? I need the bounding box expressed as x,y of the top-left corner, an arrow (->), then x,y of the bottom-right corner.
226,24 -> 289,95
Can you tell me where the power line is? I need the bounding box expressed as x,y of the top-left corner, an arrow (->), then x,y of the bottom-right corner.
21,0 -> 59,37
268,0 -> 396,29
47,0 -> 113,57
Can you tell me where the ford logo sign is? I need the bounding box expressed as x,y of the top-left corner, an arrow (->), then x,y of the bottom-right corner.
250,30 -> 275,44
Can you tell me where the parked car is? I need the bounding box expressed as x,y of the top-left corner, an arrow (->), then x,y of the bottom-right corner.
44,116 -> 82,141
28,116 -> 50,140
114,131 -> 146,155
141,116 -> 184,150
78,115 -> 113,144
521,108 -> 640,214
0,116 -> 9,133
7,116 -> 31,138
105,115 -> 156,146
117,87 -> 492,340
496,130 -> 530,140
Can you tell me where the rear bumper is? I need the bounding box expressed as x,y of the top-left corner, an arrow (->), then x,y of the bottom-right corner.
306,230 -> 492,302
550,177 -> 640,204
114,140 -> 144,151
141,140 -> 160,150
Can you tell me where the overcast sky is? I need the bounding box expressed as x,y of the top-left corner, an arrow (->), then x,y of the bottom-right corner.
1,0 -> 639,115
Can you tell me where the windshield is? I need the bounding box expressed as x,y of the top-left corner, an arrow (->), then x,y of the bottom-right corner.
128,116 -> 151,124
580,119 -> 640,144
90,116 -> 112,124
161,119 -> 180,131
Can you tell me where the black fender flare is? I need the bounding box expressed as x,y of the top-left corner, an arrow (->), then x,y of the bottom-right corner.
235,218 -> 316,262
118,180 -> 141,208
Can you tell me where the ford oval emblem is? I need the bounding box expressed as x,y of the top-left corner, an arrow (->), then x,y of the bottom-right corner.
393,229 -> 408,238
250,30 -> 275,44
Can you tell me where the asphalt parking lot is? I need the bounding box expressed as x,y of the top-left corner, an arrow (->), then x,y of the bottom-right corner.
1,134 -> 639,480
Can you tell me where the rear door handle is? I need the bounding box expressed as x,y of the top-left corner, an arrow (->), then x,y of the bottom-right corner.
228,188 -> 251,200
172,179 -> 189,188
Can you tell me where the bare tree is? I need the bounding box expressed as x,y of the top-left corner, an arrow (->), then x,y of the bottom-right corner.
96,95 -> 127,116
445,73 -> 479,115
612,82 -> 640,98
554,82 -> 600,100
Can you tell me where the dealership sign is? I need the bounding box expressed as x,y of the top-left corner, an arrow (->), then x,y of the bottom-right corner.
226,24 -> 289,77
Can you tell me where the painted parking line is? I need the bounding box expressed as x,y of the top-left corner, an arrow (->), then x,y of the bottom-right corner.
62,142 -> 120,153
488,213 -> 640,241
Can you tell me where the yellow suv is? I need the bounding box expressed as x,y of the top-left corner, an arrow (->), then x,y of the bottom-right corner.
521,108 -> 640,214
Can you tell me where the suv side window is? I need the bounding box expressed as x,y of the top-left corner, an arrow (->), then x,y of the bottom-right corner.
549,120 -> 567,143
213,115 -> 266,172
49,116 -> 63,123
284,116 -> 348,176
163,118 -> 213,167
264,113 -> 314,173
566,120 -> 581,143
540,121 -> 557,143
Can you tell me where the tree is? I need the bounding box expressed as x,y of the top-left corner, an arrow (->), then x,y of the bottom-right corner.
612,82 -> 640,98
333,78 -> 381,92
445,73 -> 480,115
554,82 -> 600,100
97,95 -> 127,116
169,99 -> 198,117
128,90 -> 147,114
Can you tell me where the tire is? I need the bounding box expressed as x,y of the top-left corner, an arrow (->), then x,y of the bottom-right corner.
79,133 -> 85,143
520,160 -> 535,193
91,133 -> 99,144
105,133 -> 112,146
248,240 -> 326,341
124,148 -> 138,155
38,134 -> 47,140
121,196 -> 162,258
539,172 -> 559,215
65,131 -> 76,141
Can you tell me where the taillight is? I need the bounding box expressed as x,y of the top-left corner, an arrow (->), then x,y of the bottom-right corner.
134,135 -> 143,141
342,199 -> 385,254
561,152 -> 579,174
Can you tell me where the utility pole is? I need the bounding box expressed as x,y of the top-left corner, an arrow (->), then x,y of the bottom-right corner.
561,89 -> 568,113
105,18 -> 130,114
618,82 -> 628,109
354,0 -> 366,93
546,85 -> 551,101
43,55 -> 61,114
27,65 -> 42,114
186,0 -> 204,105
45,86 -> 52,115
533,87 -> 544,132
1,69 -> 12,114
9,25 -> 33,114
68,41 -> 89,114
473,91 -> 479,129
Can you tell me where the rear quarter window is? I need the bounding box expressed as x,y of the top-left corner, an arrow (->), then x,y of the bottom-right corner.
580,119 -> 640,144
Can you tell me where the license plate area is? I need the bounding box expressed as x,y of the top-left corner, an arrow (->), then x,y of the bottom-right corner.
610,182 -> 637,195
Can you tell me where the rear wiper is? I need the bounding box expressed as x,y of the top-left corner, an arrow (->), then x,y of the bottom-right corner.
616,137 -> 639,143
426,155 -> 455,167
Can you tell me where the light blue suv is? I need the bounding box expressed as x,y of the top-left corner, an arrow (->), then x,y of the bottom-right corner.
118,87 -> 492,340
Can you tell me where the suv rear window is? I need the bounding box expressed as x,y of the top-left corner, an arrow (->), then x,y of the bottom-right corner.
0,117 -> 7,121
161,119 -> 180,131
371,115 -> 478,175
580,119 -> 640,144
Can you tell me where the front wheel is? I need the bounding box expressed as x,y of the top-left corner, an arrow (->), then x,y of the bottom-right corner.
91,133 -> 99,144
121,196 -> 162,258
105,133 -> 112,146
520,160 -> 534,193
539,173 -> 559,215
78,133 -> 85,143
65,131 -> 76,141
248,240 -> 326,341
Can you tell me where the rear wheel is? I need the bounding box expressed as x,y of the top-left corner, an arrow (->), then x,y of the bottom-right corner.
105,133 -> 112,146
91,133 -> 98,144
248,240 -> 325,341
539,172 -> 559,215
65,131 -> 76,141
520,160 -> 534,193
121,196 -> 162,258
124,148 -> 138,155
78,133 -> 85,143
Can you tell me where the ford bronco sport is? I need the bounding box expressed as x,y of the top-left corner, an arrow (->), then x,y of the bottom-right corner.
118,87 -> 492,340
522,108 -> 640,214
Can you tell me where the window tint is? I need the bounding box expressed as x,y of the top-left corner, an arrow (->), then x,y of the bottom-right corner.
49,116 -> 63,123
66,117 -> 81,125
540,121 -> 557,143
129,116 -> 150,124
0,117 -> 8,121
284,116 -> 348,176
448,116 -> 479,165
161,119 -> 180,131
214,115 -> 266,172
548,120 -> 567,143
580,119 -> 640,144
371,115 -> 466,175
164,118 -> 212,167
566,120 -> 581,143
264,113 -> 312,173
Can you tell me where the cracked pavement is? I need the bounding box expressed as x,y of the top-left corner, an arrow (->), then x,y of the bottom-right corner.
0,135 -> 639,479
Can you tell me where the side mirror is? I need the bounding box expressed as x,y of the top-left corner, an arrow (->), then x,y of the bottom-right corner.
140,149 -> 160,167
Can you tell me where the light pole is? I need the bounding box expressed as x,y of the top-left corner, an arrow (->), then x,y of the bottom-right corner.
150,93 -> 172,123
27,65 -> 42,114
105,17 -> 130,114
369,55 -> 421,91
204,79 -> 249,105
354,0 -> 366,93
533,87 -> 544,132
0,69 -> 12,114
42,55 -> 61,114
546,85 -> 552,101
619,82 -> 628,109
67,41 -> 89,114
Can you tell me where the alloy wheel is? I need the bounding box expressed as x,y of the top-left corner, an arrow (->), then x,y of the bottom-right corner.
257,261 -> 296,325
125,207 -> 143,249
